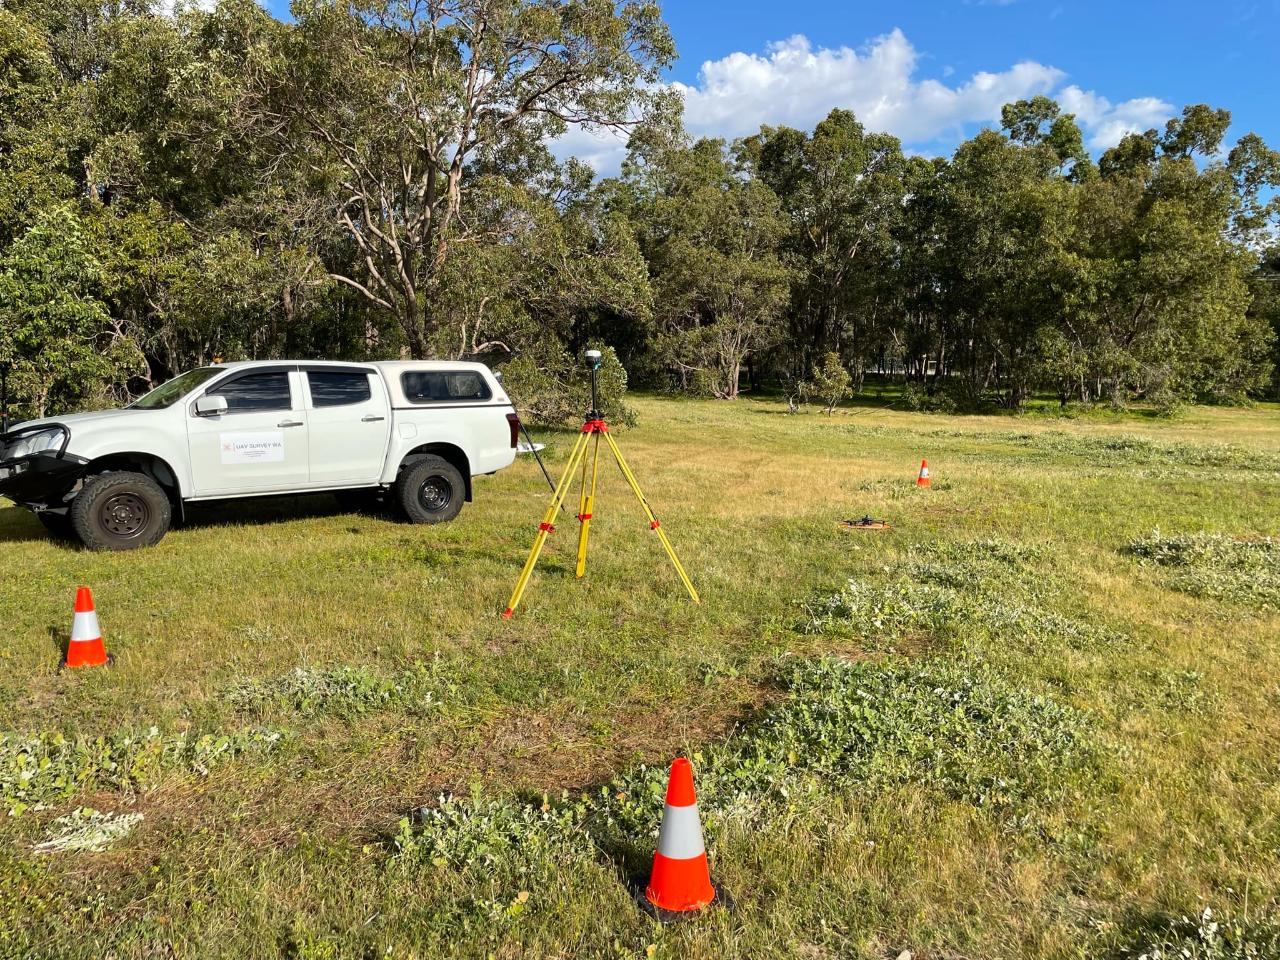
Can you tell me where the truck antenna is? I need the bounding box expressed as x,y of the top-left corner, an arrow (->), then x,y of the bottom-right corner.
1,361 -> 10,435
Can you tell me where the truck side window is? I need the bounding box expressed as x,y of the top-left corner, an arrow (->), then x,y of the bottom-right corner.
207,372 -> 293,412
401,371 -> 492,404
308,372 -> 372,407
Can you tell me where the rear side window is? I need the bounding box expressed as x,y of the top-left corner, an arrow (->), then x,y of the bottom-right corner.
401,371 -> 492,404
308,371 -> 372,407
208,371 -> 292,412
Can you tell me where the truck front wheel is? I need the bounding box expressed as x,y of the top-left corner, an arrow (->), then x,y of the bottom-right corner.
71,471 -> 173,551
395,456 -> 465,524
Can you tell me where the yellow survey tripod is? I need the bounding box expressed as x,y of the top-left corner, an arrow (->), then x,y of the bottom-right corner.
502,350 -> 700,619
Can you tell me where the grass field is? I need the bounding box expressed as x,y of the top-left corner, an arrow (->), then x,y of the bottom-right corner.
3,393 -> 1280,959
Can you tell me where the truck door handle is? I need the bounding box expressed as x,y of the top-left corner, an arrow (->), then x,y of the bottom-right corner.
361,415 -> 385,422
277,420 -> 304,428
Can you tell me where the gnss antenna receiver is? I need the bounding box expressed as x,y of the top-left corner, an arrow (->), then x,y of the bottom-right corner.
501,348 -> 700,618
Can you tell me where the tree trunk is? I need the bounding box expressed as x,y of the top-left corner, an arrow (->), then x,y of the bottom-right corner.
403,301 -> 428,359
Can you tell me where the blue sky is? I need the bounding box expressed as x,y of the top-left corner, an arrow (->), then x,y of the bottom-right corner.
260,0 -> 1278,170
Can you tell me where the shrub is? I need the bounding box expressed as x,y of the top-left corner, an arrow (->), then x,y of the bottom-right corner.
497,344 -> 635,427
801,352 -> 853,415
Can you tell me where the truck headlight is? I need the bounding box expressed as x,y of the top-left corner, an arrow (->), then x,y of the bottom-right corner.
4,428 -> 64,460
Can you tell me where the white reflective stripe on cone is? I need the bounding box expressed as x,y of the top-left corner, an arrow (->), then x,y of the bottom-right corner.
71,610 -> 101,642
656,803 -> 706,860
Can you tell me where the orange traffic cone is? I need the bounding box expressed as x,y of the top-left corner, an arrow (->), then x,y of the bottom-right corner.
916,459 -> 931,487
64,586 -> 111,669
645,757 -> 715,916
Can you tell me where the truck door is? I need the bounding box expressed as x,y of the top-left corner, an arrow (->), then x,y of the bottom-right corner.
302,367 -> 389,486
186,367 -> 310,497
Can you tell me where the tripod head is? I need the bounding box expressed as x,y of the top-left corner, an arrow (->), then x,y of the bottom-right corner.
583,349 -> 603,422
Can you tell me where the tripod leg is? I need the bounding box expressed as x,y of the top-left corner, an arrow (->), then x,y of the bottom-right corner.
575,431 -> 601,579
602,432 -> 700,604
503,430 -> 591,618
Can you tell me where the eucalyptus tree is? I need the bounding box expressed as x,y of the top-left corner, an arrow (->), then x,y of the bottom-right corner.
742,109 -> 909,384
1060,105 -> 1276,407
623,135 -> 791,399
257,0 -> 674,359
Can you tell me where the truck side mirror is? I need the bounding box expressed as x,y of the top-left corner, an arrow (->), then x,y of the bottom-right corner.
195,395 -> 228,417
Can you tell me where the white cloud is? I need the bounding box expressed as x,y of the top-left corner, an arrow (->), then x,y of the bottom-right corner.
554,29 -> 1174,173
1056,84 -> 1174,149
673,31 -> 1063,145
552,124 -> 631,175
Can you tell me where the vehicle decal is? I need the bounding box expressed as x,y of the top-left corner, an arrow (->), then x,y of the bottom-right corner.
220,432 -> 285,464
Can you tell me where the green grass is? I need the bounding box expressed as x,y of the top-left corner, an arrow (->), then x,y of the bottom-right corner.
2,394 -> 1279,958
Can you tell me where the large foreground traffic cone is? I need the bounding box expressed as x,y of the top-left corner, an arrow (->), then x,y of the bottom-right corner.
645,757 -> 715,915
64,586 -> 111,669
916,459 -> 931,488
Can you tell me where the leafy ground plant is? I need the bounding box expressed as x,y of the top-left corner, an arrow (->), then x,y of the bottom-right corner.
1,727 -> 282,816
32,807 -> 143,854
1114,905 -> 1280,959
394,654 -> 1101,883
803,570 -> 1126,655
594,655 -> 1101,836
227,663 -> 442,717
918,429 -> 1272,472
1128,532 -> 1280,611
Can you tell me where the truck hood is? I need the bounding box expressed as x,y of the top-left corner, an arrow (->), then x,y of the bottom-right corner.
8,408 -> 156,434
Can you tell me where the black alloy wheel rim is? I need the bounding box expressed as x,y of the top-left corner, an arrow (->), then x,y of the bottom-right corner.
418,476 -> 452,512
101,491 -> 151,538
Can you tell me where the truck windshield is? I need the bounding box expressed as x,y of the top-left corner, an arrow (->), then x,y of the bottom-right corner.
130,368 -> 225,410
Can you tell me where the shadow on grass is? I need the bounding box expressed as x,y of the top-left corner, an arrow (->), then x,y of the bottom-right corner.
48,625 -> 69,661
179,493 -> 359,532
1,492 -> 398,545
0,504 -> 69,546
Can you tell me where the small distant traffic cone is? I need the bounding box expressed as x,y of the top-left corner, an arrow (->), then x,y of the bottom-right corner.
64,586 -> 111,669
645,757 -> 716,916
916,459 -> 931,488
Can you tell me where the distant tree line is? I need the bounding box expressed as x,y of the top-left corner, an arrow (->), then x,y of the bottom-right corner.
2,0 -> 1277,423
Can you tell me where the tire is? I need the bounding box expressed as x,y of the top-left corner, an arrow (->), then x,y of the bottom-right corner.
394,456 -> 465,524
71,471 -> 173,551
37,511 -> 75,540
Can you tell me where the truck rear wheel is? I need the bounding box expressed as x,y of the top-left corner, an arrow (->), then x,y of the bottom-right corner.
71,471 -> 173,551
395,456 -> 465,524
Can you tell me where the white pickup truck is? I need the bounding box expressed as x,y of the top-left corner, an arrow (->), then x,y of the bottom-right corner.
0,360 -> 519,550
